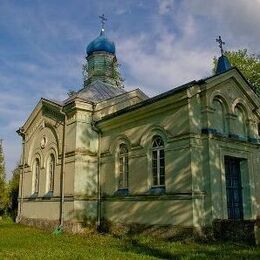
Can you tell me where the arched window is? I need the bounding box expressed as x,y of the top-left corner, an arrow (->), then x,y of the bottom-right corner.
32,158 -> 40,194
234,105 -> 247,137
152,136 -> 165,186
46,154 -> 55,193
213,98 -> 226,133
118,144 -> 128,189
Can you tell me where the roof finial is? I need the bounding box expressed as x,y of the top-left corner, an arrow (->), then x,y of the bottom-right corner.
216,35 -> 225,56
99,14 -> 107,35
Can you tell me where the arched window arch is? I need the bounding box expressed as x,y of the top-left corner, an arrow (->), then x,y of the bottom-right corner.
234,105 -> 247,137
212,98 -> 227,134
32,158 -> 40,194
118,143 -> 128,189
152,135 -> 165,187
46,154 -> 55,193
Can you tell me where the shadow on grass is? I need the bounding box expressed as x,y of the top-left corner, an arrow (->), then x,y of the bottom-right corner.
120,238 -> 178,259
117,237 -> 259,259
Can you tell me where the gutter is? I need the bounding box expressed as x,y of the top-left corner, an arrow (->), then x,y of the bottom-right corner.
91,104 -> 102,230
16,128 -> 25,222
59,108 -> 67,229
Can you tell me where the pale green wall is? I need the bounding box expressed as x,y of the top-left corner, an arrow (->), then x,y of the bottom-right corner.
18,70 -> 260,229
103,200 -> 193,226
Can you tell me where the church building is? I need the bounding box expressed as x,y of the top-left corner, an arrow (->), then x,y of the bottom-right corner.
17,21 -> 260,238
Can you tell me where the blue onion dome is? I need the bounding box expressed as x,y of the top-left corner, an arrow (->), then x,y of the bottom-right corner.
86,31 -> 116,56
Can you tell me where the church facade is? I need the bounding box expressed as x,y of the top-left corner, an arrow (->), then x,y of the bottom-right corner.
17,27 -> 260,236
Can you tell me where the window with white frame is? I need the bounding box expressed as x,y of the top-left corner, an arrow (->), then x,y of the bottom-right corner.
32,158 -> 40,194
46,154 -> 55,193
118,143 -> 128,189
152,135 -> 165,186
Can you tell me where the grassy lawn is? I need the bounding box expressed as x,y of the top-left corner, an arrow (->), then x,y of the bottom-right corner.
0,219 -> 259,259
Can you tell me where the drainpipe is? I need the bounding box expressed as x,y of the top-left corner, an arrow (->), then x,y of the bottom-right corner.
16,128 -> 25,222
91,104 -> 102,230
59,108 -> 67,228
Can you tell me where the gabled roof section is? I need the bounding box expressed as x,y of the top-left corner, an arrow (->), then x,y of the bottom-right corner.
64,80 -> 126,105
198,67 -> 257,96
200,67 -> 259,108
98,80 -> 197,123
19,98 -> 62,133
98,67 -> 259,123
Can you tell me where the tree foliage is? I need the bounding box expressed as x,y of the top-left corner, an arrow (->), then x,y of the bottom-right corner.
0,140 -> 8,215
7,165 -> 20,220
0,140 -> 20,219
213,49 -> 260,95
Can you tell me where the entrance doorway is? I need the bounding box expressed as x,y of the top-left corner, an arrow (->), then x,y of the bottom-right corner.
224,156 -> 244,220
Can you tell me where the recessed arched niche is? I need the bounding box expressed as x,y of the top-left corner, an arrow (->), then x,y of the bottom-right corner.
212,97 -> 227,134
234,105 -> 247,138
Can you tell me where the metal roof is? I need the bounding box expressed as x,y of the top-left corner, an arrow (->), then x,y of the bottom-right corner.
216,55 -> 231,74
64,80 -> 126,104
86,34 -> 116,56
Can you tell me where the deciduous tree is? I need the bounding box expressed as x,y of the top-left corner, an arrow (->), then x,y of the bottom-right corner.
0,140 -> 8,215
214,49 -> 260,95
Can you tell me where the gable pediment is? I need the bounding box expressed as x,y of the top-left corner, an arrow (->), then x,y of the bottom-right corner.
22,98 -> 63,134
201,68 -> 260,118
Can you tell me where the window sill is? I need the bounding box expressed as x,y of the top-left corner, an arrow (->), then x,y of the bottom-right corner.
114,188 -> 129,196
149,186 -> 165,195
29,192 -> 38,199
43,191 -> 53,199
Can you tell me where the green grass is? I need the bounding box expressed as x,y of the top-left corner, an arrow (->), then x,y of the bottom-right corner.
0,219 -> 259,259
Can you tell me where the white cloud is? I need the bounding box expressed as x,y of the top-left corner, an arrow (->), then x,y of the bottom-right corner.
116,12 -> 214,95
117,34 -> 213,96
179,0 -> 260,51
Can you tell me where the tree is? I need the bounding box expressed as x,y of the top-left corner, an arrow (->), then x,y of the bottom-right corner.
0,139 -> 8,216
213,49 -> 260,95
8,165 -> 20,220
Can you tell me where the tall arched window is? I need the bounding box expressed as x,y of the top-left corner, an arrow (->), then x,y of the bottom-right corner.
152,136 -> 165,186
234,105 -> 247,137
46,154 -> 55,193
213,98 -> 226,133
118,144 -> 128,189
32,158 -> 40,194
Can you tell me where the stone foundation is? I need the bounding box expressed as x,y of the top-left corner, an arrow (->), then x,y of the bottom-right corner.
17,217 -> 212,241
17,217 -> 87,234
99,219 -> 213,241
17,217 -> 259,245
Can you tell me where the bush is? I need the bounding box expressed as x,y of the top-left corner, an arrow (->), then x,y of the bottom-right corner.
213,219 -> 256,245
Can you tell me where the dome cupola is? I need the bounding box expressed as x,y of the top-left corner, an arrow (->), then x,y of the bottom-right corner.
86,31 -> 115,56
84,15 -> 123,88
86,14 -> 115,56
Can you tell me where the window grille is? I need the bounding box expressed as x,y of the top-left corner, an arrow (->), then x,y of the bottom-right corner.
48,154 -> 55,192
33,158 -> 40,193
118,144 -> 128,189
152,136 -> 165,186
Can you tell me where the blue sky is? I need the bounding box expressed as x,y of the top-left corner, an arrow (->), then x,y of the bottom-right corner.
0,0 -> 259,179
